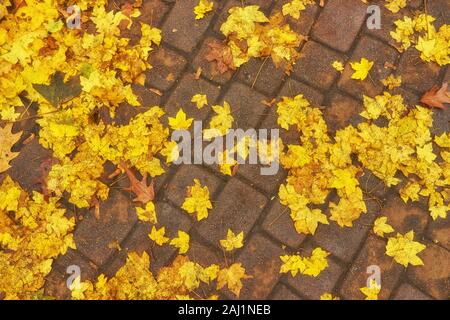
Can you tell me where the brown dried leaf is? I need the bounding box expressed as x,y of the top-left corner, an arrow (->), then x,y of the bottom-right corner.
120,160 -> 155,204
420,82 -> 450,110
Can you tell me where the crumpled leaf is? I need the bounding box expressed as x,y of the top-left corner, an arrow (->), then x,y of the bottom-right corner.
120,160 -> 155,204
420,82 -> 450,110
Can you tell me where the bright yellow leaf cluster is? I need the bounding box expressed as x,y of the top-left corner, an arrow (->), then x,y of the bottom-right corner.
391,13 -> 449,66
385,0 -> 407,13
220,6 -> 305,70
194,0 -> 214,20
385,231 -> 426,267
280,248 -> 329,277
282,0 -> 316,20
72,252 -> 249,299
0,176 -> 76,299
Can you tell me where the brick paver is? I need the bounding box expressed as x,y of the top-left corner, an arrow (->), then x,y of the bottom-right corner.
5,0 -> 447,300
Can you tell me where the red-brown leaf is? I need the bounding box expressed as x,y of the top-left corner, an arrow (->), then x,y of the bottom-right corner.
420,82 -> 450,110
120,160 -> 155,204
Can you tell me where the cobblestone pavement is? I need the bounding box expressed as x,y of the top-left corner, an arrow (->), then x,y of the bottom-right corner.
6,0 -> 449,300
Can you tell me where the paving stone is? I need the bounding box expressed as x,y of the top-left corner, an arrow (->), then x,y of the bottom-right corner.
407,242 -> 450,300
237,163 -> 286,195
213,0 -> 273,34
196,178 -> 268,246
427,217 -> 450,252
44,267 -> 72,300
380,196 -> 429,236
187,239 -> 222,267
261,197 -> 306,249
339,235 -> 404,300
146,47 -> 187,91
396,48 -> 441,94
8,138 -> 52,193
311,0 -> 367,52
444,67 -> 450,83
427,0 -> 450,28
221,82 -> 268,129
338,36 -> 399,98
258,105 -> 300,146
237,233 -> 284,299
271,0 -> 318,36
358,168 -> 390,200
324,92 -> 363,132
431,109 -> 450,137
284,245 -> 346,299
192,37 -> 236,85
164,73 -> 221,128
116,201 -> 193,275
278,78 -> 325,106
54,249 -> 99,280
45,250 -> 99,299
391,87 -> 420,106
314,199 -> 379,263
237,58 -> 286,96
364,0 -> 405,45
270,283 -> 303,300
393,282 -> 432,300
293,41 -> 347,90
162,0 -> 216,52
74,190 -> 137,266
109,0 -> 169,27
164,165 -> 223,208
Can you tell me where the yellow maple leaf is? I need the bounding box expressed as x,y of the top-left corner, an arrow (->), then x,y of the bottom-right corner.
160,140 -> 180,163
194,0 -> 214,20
220,229 -> 244,251
434,133 -> 450,148
217,263 -> 251,297
181,179 -> 213,221
290,207 -> 329,235
381,75 -> 402,90
385,231 -> 426,267
149,226 -> 170,246
332,60 -> 344,72
220,5 -> 269,40
385,0 -> 407,13
203,102 -> 234,139
168,108 -> 194,130
373,216 -> 395,237
0,124 -> 22,173
191,94 -> 208,109
320,293 -> 339,300
170,230 -> 190,254
429,205 -> 448,220
136,201 -> 157,224
350,58 -> 374,81
360,279 -> 381,300
330,168 -> 359,195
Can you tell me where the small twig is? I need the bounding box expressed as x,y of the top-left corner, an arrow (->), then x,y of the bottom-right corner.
252,57 -> 269,89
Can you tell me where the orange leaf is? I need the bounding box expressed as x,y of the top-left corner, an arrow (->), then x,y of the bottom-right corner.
420,82 -> 450,110
120,160 -> 155,204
